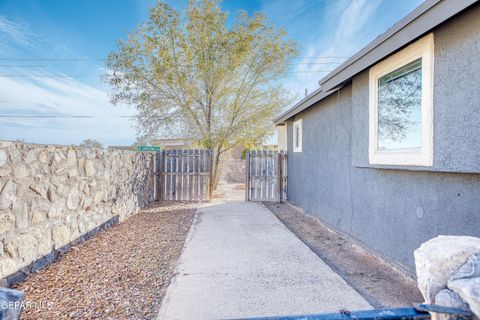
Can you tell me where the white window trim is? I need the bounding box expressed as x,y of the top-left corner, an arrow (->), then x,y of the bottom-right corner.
293,119 -> 302,153
369,33 -> 434,166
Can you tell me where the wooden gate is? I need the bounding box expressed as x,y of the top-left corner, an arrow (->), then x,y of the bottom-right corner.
157,149 -> 211,201
245,150 -> 287,202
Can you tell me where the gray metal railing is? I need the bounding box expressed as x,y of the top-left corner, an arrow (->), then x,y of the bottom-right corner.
231,304 -> 473,320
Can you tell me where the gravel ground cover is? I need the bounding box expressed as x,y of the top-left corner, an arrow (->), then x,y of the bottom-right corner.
14,202 -> 197,320
264,201 -> 423,308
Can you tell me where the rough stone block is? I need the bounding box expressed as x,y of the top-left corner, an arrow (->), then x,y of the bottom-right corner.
0,180 -> 16,210
29,210 -> 46,226
85,159 -> 96,176
0,258 -> 16,278
434,288 -> 470,310
77,217 -> 88,234
34,229 -> 53,257
4,243 -> 16,259
54,164 -> 67,175
447,252 -> 480,318
14,203 -> 29,230
93,191 -> 104,204
66,148 -> 77,167
0,150 -> 6,167
448,277 -> 480,318
0,214 -> 14,234
8,147 -> 21,163
16,235 -> 37,263
31,197 -> 50,213
51,225 -> 71,249
83,184 -> 90,197
25,149 -> 37,164
55,184 -> 68,198
449,252 -> 480,280
13,165 -> 28,179
66,188 -> 80,210
53,150 -> 65,163
414,235 -> 480,302
67,168 -> 78,178
47,187 -> 55,202
47,202 -> 64,219
38,150 -> 48,164
29,183 -> 47,199
81,196 -> 92,210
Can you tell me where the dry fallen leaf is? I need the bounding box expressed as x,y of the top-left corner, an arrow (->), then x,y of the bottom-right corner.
14,202 -> 196,320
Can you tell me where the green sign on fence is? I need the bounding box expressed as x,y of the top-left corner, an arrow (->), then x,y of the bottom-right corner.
136,146 -> 161,152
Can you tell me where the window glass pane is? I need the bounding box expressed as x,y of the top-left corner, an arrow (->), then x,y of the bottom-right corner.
377,58 -> 422,150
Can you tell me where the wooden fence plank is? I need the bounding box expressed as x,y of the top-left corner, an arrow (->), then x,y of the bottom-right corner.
193,149 -> 199,201
246,149 -> 288,202
200,150 -> 205,201
245,151 -> 250,201
158,151 -> 163,201
188,149 -> 193,201
179,150 -> 184,201
171,150 -> 175,200
198,150 -> 205,200
156,149 -> 211,202
166,150 -> 171,200
255,151 -> 257,200
261,151 -> 264,200
275,153 -> 282,202
206,150 -> 211,200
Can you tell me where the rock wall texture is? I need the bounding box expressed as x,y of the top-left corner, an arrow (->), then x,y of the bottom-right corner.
0,141 -> 155,280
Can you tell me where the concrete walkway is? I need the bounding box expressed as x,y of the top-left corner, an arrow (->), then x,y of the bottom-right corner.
158,200 -> 371,319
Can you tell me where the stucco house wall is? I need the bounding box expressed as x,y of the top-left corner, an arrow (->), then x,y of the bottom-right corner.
286,4 -> 480,273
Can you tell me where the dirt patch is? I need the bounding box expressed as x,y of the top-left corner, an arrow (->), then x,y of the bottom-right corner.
264,201 -> 423,308
14,202 -> 197,320
233,184 -> 245,190
212,182 -> 245,201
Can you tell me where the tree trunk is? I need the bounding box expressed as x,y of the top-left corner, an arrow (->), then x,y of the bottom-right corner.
209,146 -> 223,198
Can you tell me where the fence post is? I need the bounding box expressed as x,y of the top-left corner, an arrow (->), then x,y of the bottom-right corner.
282,153 -> 288,201
158,150 -> 164,201
207,150 -> 212,201
245,150 -> 250,202
276,152 -> 282,203
153,151 -> 158,202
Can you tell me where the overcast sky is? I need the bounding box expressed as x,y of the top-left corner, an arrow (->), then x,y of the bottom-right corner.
0,0 -> 422,146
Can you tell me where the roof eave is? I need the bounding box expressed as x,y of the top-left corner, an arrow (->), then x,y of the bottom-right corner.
274,0 -> 479,124
319,0 -> 478,91
274,88 -> 336,124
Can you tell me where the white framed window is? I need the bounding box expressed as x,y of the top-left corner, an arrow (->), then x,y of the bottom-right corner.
293,119 -> 302,153
369,33 -> 434,166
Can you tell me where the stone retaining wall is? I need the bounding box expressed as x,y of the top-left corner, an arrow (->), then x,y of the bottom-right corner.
0,141 -> 155,281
